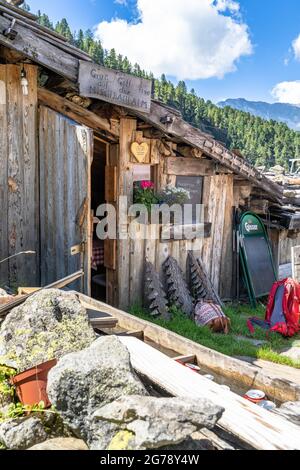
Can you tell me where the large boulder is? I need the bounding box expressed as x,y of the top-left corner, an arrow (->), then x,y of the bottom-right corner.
280,341 -> 300,362
0,417 -> 48,450
90,395 -> 224,450
0,410 -> 73,450
0,289 -> 96,371
274,401 -> 300,426
47,336 -> 148,441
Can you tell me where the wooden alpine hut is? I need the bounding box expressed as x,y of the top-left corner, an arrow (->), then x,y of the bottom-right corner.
0,2 -> 299,310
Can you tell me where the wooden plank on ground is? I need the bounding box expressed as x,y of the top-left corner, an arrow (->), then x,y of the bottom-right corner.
119,336 -> 300,450
76,293 -> 300,403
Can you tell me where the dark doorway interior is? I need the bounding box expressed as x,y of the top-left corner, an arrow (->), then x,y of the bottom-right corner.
91,138 -> 107,301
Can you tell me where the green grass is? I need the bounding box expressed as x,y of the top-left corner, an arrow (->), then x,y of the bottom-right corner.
129,303 -> 300,369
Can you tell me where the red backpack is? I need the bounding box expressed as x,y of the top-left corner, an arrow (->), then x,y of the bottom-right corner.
266,278 -> 300,337
248,278 -> 300,337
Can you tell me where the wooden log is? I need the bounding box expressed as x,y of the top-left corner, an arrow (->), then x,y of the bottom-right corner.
17,287 -> 40,295
38,88 -> 118,138
118,336 -> 300,450
0,1 -> 37,20
249,198 -> 269,214
0,15 -> 78,82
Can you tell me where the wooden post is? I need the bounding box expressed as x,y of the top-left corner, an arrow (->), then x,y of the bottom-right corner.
292,245 -> 300,280
268,229 -> 280,278
118,118 -> 137,310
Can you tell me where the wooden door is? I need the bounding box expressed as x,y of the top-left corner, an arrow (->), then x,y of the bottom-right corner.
39,106 -> 93,293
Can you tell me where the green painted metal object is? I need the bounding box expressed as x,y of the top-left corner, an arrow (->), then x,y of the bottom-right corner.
239,212 -> 277,308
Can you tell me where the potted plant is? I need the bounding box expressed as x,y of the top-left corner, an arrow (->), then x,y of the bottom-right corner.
133,180 -> 158,216
11,359 -> 57,408
158,185 -> 191,224
158,185 -> 191,207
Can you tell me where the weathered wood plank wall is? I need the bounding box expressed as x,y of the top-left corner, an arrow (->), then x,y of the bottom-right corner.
280,231 -> 300,265
117,117 -> 234,309
39,106 -> 92,292
0,64 -> 39,288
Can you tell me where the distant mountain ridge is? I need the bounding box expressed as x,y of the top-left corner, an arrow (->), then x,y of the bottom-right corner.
218,98 -> 300,131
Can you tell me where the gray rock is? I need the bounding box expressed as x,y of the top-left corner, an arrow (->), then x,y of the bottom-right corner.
0,417 -> 48,450
28,438 -> 89,451
47,336 -> 147,441
274,401 -> 300,426
90,395 -> 224,450
0,289 -> 96,371
280,344 -> 300,362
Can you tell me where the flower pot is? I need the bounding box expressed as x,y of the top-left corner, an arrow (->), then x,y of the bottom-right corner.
11,359 -> 57,408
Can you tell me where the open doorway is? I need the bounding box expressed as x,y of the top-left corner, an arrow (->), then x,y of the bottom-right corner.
91,137 -> 107,301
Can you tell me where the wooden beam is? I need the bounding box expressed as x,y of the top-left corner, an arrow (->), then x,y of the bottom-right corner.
134,102 -> 282,201
1,12 -> 92,61
38,88 -> 119,138
119,336 -> 300,451
0,15 -> 78,82
0,1 -> 37,20
173,354 -> 196,364
89,317 -> 118,329
160,223 -> 212,241
0,271 -> 84,318
165,157 -> 216,176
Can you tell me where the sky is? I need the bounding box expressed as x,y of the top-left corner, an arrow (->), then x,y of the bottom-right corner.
26,0 -> 300,104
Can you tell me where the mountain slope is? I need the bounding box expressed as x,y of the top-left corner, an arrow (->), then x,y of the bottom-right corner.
218,98 -> 300,131
36,12 -> 300,169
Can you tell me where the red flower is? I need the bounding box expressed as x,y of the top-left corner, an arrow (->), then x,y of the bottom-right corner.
140,180 -> 154,190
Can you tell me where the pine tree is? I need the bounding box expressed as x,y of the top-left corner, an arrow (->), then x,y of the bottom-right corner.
55,18 -> 74,43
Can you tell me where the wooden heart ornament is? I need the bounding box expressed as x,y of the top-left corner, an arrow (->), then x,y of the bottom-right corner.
131,142 -> 149,163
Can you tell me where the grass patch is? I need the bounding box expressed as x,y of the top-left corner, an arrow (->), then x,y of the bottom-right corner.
129,303 -> 300,369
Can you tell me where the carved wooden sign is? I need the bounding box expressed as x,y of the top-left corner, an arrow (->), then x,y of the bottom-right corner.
79,61 -> 152,113
131,142 -> 149,163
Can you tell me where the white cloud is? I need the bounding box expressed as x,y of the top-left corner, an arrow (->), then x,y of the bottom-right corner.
215,0 -> 240,13
272,81 -> 300,105
114,0 -> 127,5
95,0 -> 252,80
292,34 -> 300,61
